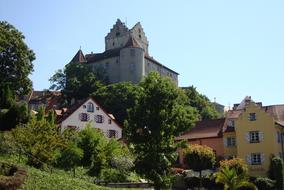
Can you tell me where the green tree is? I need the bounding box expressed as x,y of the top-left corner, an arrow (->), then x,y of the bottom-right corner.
125,72 -> 198,189
94,82 -> 142,124
183,144 -> 216,189
219,158 -> 248,176
268,156 -> 283,190
0,84 -> 14,109
49,63 -> 104,103
183,86 -> 220,120
0,21 -> 35,98
214,166 -> 257,190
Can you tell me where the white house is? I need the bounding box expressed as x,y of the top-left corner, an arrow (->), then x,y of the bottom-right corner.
59,97 -> 122,139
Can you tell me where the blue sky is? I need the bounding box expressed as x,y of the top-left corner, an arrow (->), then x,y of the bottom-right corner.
0,0 -> 283,106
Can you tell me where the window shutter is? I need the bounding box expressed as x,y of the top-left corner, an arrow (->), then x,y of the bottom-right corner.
245,133 -> 250,142
261,153 -> 265,164
94,115 -> 98,122
246,154 -> 252,165
259,132 -> 264,142
224,138 -> 228,147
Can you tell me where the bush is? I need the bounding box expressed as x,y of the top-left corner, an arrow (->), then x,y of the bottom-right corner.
98,168 -> 127,183
0,162 -> 27,190
268,156 -> 283,190
253,177 -> 275,190
219,158 -> 248,176
0,132 -> 16,155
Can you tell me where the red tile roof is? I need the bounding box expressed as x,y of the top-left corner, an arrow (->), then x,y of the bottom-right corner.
70,49 -> 87,64
175,118 -> 225,140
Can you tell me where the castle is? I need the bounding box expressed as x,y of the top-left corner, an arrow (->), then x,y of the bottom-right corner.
69,19 -> 178,84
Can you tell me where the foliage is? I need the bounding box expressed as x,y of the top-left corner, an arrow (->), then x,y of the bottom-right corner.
183,144 -> 216,189
49,63 -> 104,103
0,84 -> 14,109
0,102 -> 31,131
253,177 -> 275,190
219,158 -> 248,176
0,21 -> 35,98
11,110 -> 65,168
214,166 -> 257,190
183,144 -> 216,172
183,86 -> 220,120
125,72 -> 199,189
99,168 -> 127,183
268,156 -> 283,190
55,143 -> 83,176
94,82 -> 142,124
0,131 -> 17,155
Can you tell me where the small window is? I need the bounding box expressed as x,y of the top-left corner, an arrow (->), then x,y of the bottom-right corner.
116,32 -> 120,36
95,115 -> 103,123
129,63 -> 135,71
87,102 -> 94,112
277,131 -> 281,143
105,62 -> 109,68
228,120 -> 235,128
108,119 -> 112,124
139,34 -> 141,38
96,107 -> 99,110
251,153 -> 261,165
79,113 -> 89,122
227,137 -> 236,147
249,113 -> 256,121
83,105 -> 86,109
112,42 -> 115,46
108,130 -> 117,138
249,131 -> 260,143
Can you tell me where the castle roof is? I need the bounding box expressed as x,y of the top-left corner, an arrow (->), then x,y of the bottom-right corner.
124,36 -> 142,48
70,49 -> 87,64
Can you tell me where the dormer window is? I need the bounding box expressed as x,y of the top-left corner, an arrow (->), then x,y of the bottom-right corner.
228,120 -> 235,128
87,102 -> 94,112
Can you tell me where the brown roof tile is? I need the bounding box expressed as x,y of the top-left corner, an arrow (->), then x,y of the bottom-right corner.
70,49 -> 87,64
175,118 -> 226,140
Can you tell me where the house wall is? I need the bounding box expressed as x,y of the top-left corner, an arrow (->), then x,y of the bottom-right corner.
223,131 -> 237,158
61,99 -> 122,139
235,102 -> 280,176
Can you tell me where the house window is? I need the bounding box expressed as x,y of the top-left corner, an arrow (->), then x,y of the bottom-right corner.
96,107 -> 99,110
227,137 -> 236,147
108,130 -> 117,138
108,119 -> 112,124
249,131 -> 260,143
228,120 -> 235,128
87,102 -> 94,112
251,153 -> 261,165
79,113 -> 89,122
130,49 -> 135,56
95,115 -> 103,123
249,113 -> 256,121
277,131 -> 281,143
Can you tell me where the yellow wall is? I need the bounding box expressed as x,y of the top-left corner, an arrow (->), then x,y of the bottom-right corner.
223,131 -> 237,158
234,102 -> 282,176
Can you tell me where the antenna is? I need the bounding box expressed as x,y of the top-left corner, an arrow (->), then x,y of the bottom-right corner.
125,17 -> 127,26
79,45 -> 81,50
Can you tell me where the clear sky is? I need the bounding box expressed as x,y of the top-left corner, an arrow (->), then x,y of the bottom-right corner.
0,0 -> 283,107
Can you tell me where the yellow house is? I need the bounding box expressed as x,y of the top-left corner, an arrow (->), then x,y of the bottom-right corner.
223,96 -> 284,176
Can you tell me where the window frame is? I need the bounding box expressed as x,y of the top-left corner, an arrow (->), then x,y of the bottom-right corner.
227,137 -> 236,147
249,131 -> 260,143
251,153 -> 261,165
95,115 -> 103,123
86,102 -> 94,112
249,113 -> 256,121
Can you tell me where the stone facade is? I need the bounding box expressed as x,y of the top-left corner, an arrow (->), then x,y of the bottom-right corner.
70,19 -> 178,84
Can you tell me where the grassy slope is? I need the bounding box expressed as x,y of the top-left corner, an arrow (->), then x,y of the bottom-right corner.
0,155 -> 141,190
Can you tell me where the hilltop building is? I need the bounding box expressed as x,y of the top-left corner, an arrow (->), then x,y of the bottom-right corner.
69,19 -> 178,84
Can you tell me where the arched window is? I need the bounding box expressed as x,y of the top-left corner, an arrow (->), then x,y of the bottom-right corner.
87,102 -> 94,112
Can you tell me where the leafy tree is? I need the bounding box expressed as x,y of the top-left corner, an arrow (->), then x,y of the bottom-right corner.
219,158 -> 248,176
49,63 -> 104,103
11,111 -> 65,168
0,21 -> 35,98
125,72 -> 198,189
0,84 -> 14,109
214,166 -> 257,190
268,156 -> 283,190
183,144 -> 216,189
94,82 -> 142,124
56,143 -> 83,177
183,86 -> 220,120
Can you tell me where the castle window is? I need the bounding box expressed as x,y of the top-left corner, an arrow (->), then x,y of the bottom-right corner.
105,62 -> 109,68
112,42 -> 115,46
87,102 -> 94,112
130,49 -> 135,56
249,113 -> 256,121
139,34 -> 141,39
130,63 -> 135,71
116,32 -> 120,36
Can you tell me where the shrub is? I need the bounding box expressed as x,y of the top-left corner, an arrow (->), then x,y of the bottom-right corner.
253,177 -> 275,190
268,156 -> 283,190
219,158 -> 248,176
98,168 -> 127,183
0,162 -> 27,190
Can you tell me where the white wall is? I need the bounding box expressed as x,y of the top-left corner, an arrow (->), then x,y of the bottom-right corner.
61,98 -> 122,139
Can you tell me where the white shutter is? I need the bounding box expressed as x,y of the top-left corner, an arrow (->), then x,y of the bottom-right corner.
261,153 -> 265,164
224,138 -> 228,147
259,132 -> 264,142
246,154 -> 252,165
245,132 -> 250,142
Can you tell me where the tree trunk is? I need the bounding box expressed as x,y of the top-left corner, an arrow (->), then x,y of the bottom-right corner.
73,167 -> 76,177
199,170 -> 202,190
